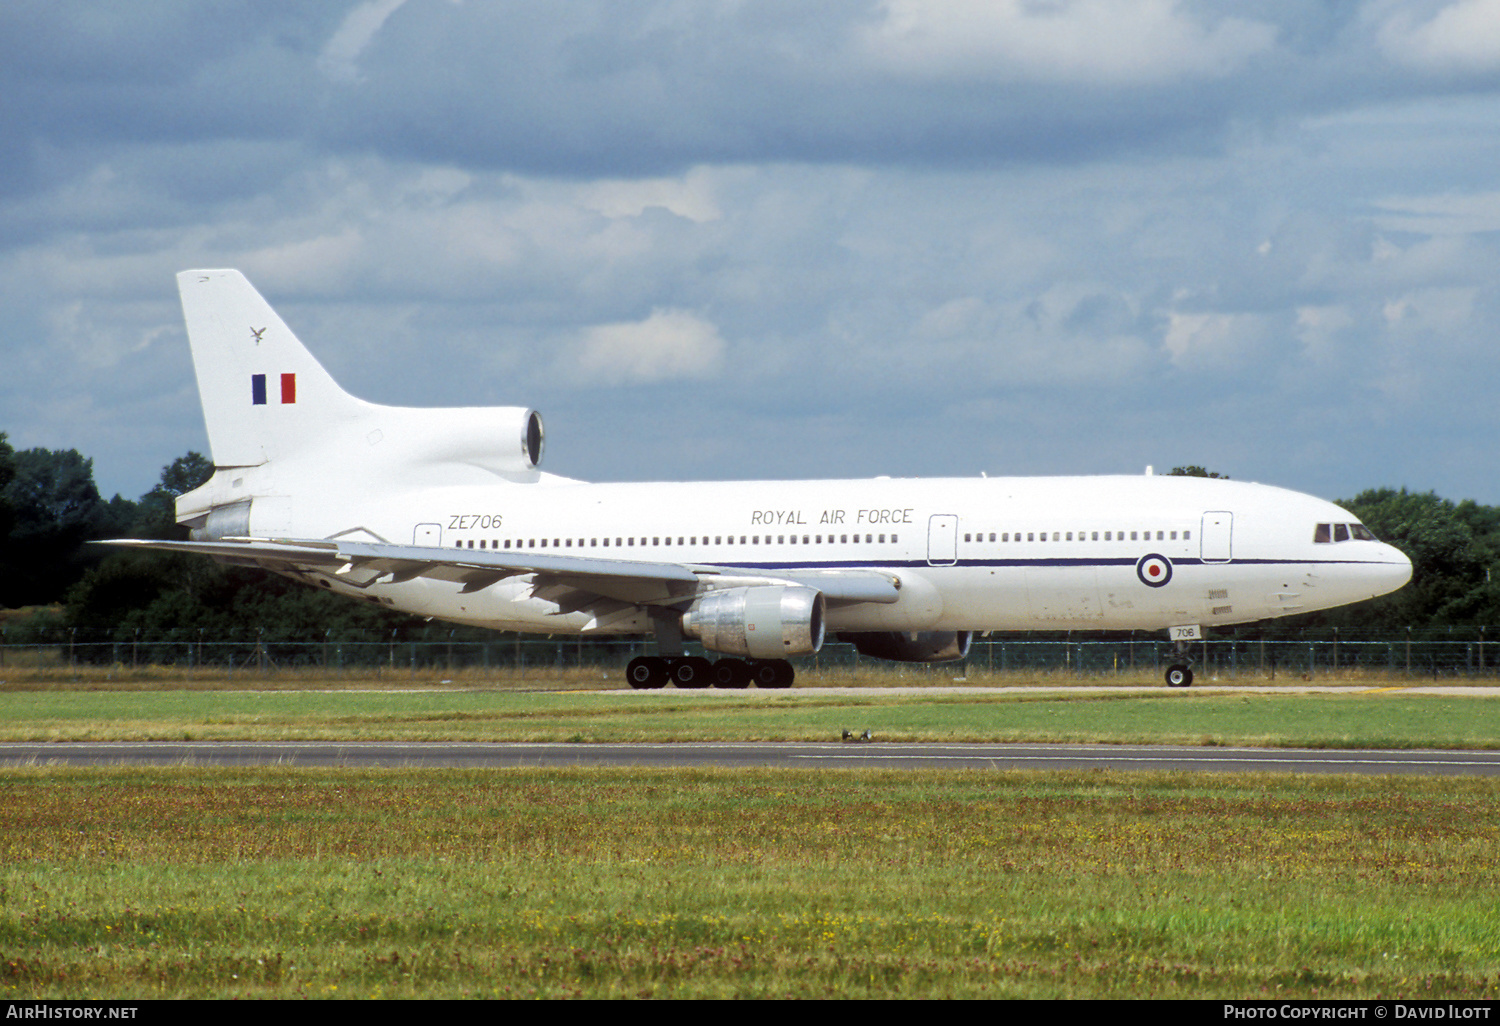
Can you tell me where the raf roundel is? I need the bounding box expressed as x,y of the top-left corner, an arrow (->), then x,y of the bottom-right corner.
1136,553 -> 1173,588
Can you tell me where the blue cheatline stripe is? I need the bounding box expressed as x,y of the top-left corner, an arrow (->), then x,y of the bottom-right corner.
681,557 -> 1398,572
251,374 -> 267,405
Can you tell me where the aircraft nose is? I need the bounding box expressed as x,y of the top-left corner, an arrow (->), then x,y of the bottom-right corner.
1374,544 -> 1413,597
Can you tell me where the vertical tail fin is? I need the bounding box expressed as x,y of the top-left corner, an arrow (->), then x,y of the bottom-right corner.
177,270 -> 368,467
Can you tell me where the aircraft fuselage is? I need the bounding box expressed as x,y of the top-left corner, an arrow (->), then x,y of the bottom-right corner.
249,472 -> 1411,637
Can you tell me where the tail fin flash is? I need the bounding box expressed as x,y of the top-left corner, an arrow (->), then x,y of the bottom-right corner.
177,270 -> 367,467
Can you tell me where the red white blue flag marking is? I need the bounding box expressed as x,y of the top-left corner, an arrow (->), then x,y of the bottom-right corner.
252,373 -> 297,405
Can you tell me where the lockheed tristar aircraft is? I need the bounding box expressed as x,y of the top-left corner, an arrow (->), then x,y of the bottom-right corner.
108,270 -> 1413,689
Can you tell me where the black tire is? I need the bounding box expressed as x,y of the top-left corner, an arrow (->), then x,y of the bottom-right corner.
747,660 -> 780,687
627,656 -> 669,690
711,659 -> 750,689
1165,664 -> 1193,688
761,659 -> 795,689
672,656 -> 713,689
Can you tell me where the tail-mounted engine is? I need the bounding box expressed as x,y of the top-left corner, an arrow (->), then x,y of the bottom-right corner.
384,406 -> 544,475
681,586 -> 825,659
841,630 -> 973,663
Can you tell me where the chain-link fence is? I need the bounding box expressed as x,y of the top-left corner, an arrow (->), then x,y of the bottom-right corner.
3,625 -> 1499,683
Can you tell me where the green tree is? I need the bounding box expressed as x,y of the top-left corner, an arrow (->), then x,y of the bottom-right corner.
0,447 -> 131,607
0,433 -> 15,548
1169,466 -> 1229,479
64,449 -> 424,652
132,451 -> 212,538
66,451 -> 218,629
1313,488 -> 1490,629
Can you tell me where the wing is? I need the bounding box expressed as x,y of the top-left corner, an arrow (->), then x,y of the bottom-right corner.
100,537 -> 902,616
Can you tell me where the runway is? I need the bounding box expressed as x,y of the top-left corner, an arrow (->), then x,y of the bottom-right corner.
3,740 -> 1499,775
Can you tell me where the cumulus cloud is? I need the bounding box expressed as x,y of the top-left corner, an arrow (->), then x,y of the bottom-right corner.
1370,190 -> 1500,235
1295,304 -> 1356,365
860,0 -> 1277,84
1161,311 -> 1270,370
9,2 -> 1500,503
1378,0 -> 1500,72
318,0 -> 410,83
569,309 -> 727,384
578,169 -> 723,223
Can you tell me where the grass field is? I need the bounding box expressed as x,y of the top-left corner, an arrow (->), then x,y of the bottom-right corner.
2,672 -> 1499,999
1,767 -> 1497,999
0,684 -> 1497,749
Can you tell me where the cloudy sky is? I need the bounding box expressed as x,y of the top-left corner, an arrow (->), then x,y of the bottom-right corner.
5,1 -> 1500,507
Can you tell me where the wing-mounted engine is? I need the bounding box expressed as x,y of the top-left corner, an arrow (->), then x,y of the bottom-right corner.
680,585 -> 825,658
841,630 -> 973,662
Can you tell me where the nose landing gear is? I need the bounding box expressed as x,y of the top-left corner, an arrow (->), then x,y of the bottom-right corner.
1165,663 -> 1194,688
1165,625 -> 1200,687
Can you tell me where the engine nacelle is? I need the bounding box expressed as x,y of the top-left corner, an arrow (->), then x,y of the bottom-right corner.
383,406 -> 544,475
841,630 -> 973,663
681,586 -> 825,659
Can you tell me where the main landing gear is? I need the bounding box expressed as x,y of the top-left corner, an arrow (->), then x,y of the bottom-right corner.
625,655 -> 795,690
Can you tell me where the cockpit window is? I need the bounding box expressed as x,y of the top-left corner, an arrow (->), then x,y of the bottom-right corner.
1315,522 -> 1379,543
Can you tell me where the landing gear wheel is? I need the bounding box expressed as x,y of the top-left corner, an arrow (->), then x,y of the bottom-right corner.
626,656 -> 669,690
746,661 -> 780,687
671,656 -> 713,689
710,659 -> 751,689
757,659 -> 795,689
771,659 -> 796,688
1165,664 -> 1193,688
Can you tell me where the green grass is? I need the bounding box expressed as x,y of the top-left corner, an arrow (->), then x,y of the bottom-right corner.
3,678 -> 1499,999
0,687 -> 1497,749
1,767 -> 1497,999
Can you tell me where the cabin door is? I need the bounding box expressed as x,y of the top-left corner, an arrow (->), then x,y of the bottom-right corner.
927,514 -> 958,566
1201,511 -> 1233,563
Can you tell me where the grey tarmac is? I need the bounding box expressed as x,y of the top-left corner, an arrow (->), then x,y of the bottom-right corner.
3,740 -> 1499,775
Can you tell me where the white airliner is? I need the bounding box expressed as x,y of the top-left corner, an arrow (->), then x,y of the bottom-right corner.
109,270 -> 1413,689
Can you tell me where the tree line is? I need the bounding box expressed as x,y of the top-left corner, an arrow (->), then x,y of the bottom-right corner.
2,438 -> 1498,645
0,434 -> 424,647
